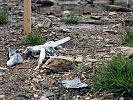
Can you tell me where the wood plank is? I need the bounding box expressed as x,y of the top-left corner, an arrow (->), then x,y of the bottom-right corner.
24,0 -> 31,34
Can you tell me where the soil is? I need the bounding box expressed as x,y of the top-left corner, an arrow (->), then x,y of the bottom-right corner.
0,1 -> 133,100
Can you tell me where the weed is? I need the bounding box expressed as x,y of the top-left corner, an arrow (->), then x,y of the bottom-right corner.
122,27 -> 133,47
72,60 -> 82,73
0,10 -> 8,24
63,16 -> 81,24
91,54 -> 133,97
17,32 -> 44,45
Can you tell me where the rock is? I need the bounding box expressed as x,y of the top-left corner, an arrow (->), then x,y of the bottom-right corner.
43,91 -> 54,97
36,18 -> 52,29
123,19 -> 133,26
112,23 -> 122,28
0,67 -> 7,70
102,93 -> 114,99
42,57 -> 72,72
60,26 -> 71,33
0,72 -> 5,77
105,5 -> 131,12
119,97 -> 124,100
62,10 -> 71,17
32,17 -> 36,24
80,18 -> 119,25
85,97 -> 91,100
51,56 -> 83,62
39,96 -> 49,100
34,94 -> 38,98
78,0 -> 93,5
0,95 -> 5,99
87,59 -> 98,63
109,12 -> 117,16
118,47 -> 133,58
103,29 -> 118,34
39,7 -> 54,14
90,16 -> 101,20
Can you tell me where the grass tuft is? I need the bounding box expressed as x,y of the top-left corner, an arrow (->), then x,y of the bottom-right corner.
17,32 -> 44,46
91,54 -> 133,97
0,10 -> 8,24
63,16 -> 80,24
122,27 -> 133,47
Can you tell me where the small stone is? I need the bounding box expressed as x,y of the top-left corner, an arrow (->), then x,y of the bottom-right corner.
0,72 -> 5,77
34,94 -> 38,98
62,10 -> 71,17
0,95 -> 5,99
90,16 -> 101,20
103,29 -> 118,34
88,59 -> 98,63
112,23 -> 122,28
43,91 -> 54,97
36,18 -> 52,29
39,96 -> 49,100
109,12 -> 117,16
118,47 -> 133,58
119,97 -> 124,100
85,97 -> 90,100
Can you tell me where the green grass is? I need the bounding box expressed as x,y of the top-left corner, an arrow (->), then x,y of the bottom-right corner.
72,60 -> 82,73
91,54 -> 133,98
17,32 -> 44,45
63,16 -> 81,24
0,10 -> 8,24
122,27 -> 133,47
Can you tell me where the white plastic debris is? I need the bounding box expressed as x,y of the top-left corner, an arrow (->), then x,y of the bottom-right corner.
24,37 -> 71,69
62,77 -> 88,89
7,48 -> 23,67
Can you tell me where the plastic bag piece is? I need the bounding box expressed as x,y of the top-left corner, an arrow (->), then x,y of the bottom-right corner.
7,48 -> 23,67
62,77 -> 88,89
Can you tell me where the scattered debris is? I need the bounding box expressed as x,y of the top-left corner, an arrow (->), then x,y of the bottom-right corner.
24,37 -> 71,69
7,48 -> 23,67
62,77 -> 88,89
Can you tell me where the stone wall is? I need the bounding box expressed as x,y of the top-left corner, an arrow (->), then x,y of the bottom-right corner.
0,0 -> 128,3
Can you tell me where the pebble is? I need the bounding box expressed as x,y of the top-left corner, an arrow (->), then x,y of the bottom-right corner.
0,95 -> 5,99
0,72 -> 5,77
34,94 -> 38,98
85,97 -> 90,100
